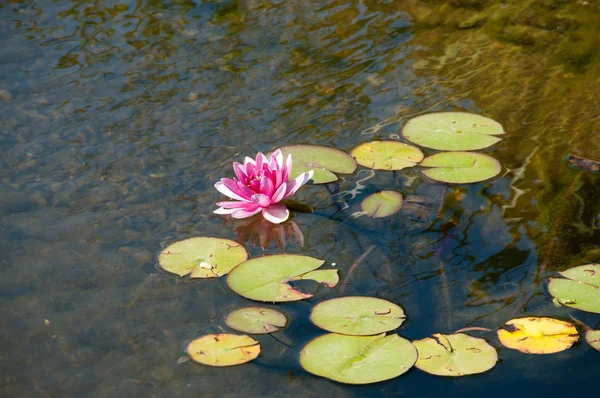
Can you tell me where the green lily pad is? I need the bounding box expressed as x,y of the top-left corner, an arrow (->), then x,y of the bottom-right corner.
227,254 -> 337,302
187,334 -> 260,367
413,333 -> 497,376
291,270 -> 339,287
158,237 -> 248,278
420,152 -> 501,184
559,263 -> 600,286
586,330 -> 600,352
402,112 -> 504,151
351,141 -> 424,170
225,307 -> 287,334
548,264 -> 600,314
310,297 -> 406,336
361,190 -> 403,218
299,333 -> 417,384
276,145 -> 357,184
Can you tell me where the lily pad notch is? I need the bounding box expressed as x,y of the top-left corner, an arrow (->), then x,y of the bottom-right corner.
413,333 -> 497,376
275,145 -> 357,184
227,254 -> 339,302
549,264 -> 600,314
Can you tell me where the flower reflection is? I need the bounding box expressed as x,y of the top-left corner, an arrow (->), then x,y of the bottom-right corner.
230,215 -> 304,251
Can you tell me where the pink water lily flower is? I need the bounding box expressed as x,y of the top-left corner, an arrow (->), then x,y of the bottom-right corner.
214,149 -> 313,224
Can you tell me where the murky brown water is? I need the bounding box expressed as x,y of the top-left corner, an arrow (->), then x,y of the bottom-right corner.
1,1 -> 599,397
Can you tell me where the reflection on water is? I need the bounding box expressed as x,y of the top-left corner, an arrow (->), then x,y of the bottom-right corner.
1,0 -> 599,396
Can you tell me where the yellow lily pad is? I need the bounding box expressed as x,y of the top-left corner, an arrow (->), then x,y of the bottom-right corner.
351,141 -> 424,171
186,334 -> 260,366
497,317 -> 579,354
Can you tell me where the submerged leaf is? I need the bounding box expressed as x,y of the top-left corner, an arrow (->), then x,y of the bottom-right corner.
187,334 -> 260,366
351,141 -> 423,170
159,237 -> 248,278
227,254 -> 337,302
402,112 -> 504,151
568,154 -> 600,172
176,356 -> 189,365
548,264 -> 600,314
225,307 -> 287,334
413,333 -> 497,376
420,152 -> 501,184
275,145 -> 357,184
360,190 -> 403,218
310,296 -> 406,336
299,333 -> 417,384
497,317 -> 578,354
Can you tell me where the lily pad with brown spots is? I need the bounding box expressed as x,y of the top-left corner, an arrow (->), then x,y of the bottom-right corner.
497,317 -> 578,354
413,333 -> 497,376
310,296 -> 406,336
187,334 -> 260,367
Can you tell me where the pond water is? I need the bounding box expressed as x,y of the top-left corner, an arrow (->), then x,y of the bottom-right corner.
1,0 -> 599,396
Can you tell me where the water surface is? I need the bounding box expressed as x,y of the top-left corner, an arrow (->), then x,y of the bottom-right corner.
1,0 -> 599,397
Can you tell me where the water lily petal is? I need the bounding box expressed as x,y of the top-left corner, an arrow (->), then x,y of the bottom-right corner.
262,204 -> 289,224
284,170 -> 314,198
216,150 -> 309,223
233,162 -> 248,183
270,149 -> 283,170
245,161 -> 257,179
260,172 -> 275,197
271,182 -> 287,204
269,151 -> 285,187
251,193 -> 271,207
216,200 -> 260,210
243,156 -> 256,167
283,154 -> 292,182
215,180 -> 250,202
256,152 -> 268,171
232,207 -> 262,219
221,178 -> 255,200
214,207 -> 237,215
